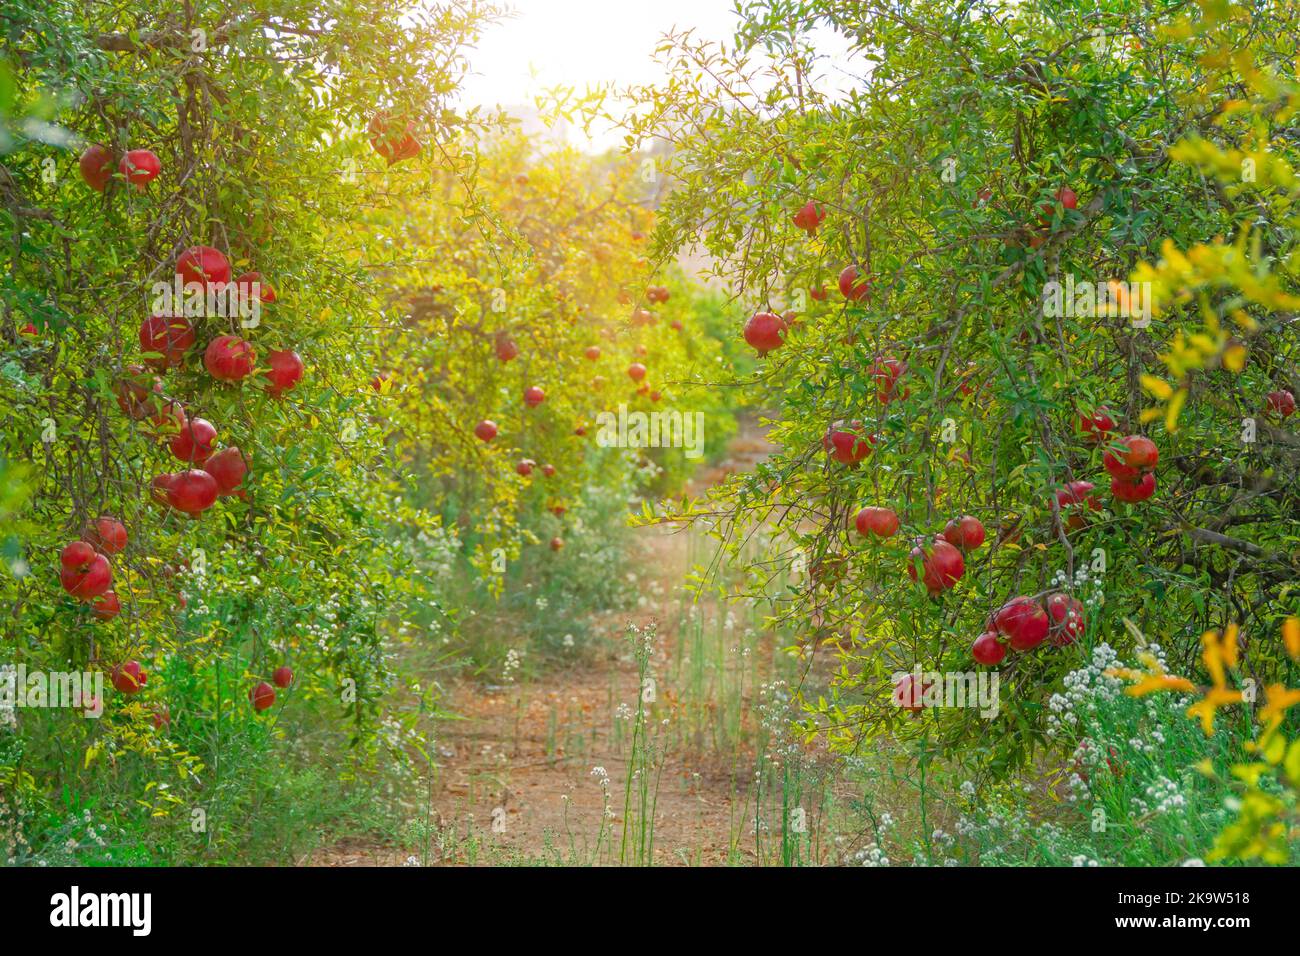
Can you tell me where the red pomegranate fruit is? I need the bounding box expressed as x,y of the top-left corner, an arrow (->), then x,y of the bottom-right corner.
1111,471 -> 1156,503
940,515 -> 985,552
263,350 -> 304,397
91,591 -> 121,621
166,469 -> 219,515
79,144 -> 115,191
823,420 -> 875,465
250,681 -> 277,712
838,265 -> 871,302
176,245 -> 231,289
907,538 -> 965,594
1046,592 -> 1086,645
854,506 -> 899,539
111,661 -> 147,694
743,311 -> 787,355
139,315 -> 196,369
85,516 -> 128,555
119,149 -> 161,188
204,335 -> 256,382
972,631 -> 1006,665
59,548 -> 112,602
205,446 -> 248,495
993,597 -> 1049,651
792,201 -> 826,235
169,417 -> 216,464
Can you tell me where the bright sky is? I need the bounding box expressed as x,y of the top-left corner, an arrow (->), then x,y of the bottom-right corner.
458,0 -> 858,150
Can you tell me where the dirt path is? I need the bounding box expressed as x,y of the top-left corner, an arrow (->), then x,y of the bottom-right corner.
311,414 -> 787,866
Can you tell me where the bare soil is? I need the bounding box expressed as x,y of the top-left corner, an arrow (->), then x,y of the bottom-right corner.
309,414 -> 786,866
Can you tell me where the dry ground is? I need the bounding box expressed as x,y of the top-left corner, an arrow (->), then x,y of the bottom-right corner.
309,416 -> 816,866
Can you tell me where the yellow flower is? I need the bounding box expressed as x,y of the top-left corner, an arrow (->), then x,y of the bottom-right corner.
1258,683 -> 1300,733
1117,671 -> 1197,696
1187,686 -> 1244,735
1283,617 -> 1300,660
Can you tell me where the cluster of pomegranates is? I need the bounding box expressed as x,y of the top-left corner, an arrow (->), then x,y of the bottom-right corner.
135,248 -> 301,393
475,339 -> 573,552
479,270 -> 675,556
1043,410 -> 1159,510
102,243 -> 306,709
906,515 -> 984,595
515,459 -> 557,479
151,436 -> 249,516
249,666 -> 294,714
1103,434 -> 1159,502
58,518 -> 127,620
1075,410 -> 1159,503
971,592 -> 1086,664
122,247 -> 306,515
79,144 -> 162,192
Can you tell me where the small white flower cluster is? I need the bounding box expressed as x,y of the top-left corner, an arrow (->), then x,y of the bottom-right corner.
953,804 -> 1032,861
1141,775 -> 1187,815
1046,643 -> 1124,738
1071,854 -> 1100,867
502,648 -> 522,683
1126,734 -> 1158,756
756,679 -> 793,741
3,803 -> 110,865
852,843 -> 891,867
0,664 -> 16,730
1064,770 -> 1091,804
1049,563 -> 1105,610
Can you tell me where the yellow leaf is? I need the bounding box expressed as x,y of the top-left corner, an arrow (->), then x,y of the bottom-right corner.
1223,343 -> 1248,372
1263,731 -> 1287,764
1283,617 -> 1300,660
1284,739 -> 1300,785
1140,374 -> 1174,399
1165,388 -> 1187,432
1229,309 -> 1258,331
